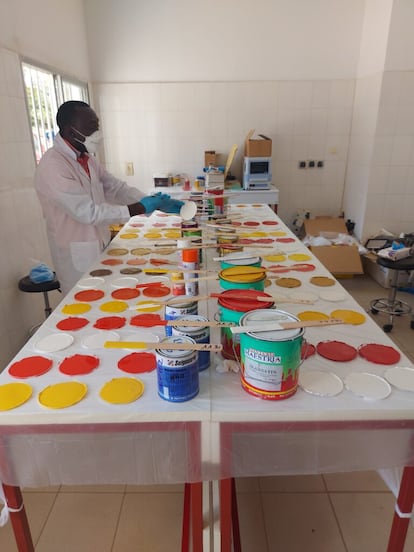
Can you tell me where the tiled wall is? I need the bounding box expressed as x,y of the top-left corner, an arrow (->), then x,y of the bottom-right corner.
0,47 -> 58,367
93,79 -> 355,226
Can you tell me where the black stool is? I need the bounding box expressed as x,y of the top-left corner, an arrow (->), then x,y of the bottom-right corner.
18,275 -> 61,332
370,255 -> 414,332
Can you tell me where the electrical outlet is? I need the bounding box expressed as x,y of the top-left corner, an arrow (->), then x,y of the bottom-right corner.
317,161 -> 324,168
298,161 -> 306,169
308,160 -> 315,168
126,162 -> 134,176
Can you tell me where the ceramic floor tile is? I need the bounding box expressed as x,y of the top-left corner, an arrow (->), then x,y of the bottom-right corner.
323,470 -> 389,492
112,492 -> 184,552
23,485 -> 60,493
262,493 -> 346,552
125,483 -> 183,493
330,491 -> 414,552
0,492 -> 57,551
235,492 -> 269,552
60,484 -> 125,493
35,492 -> 123,552
259,474 -> 325,492
235,476 -> 260,493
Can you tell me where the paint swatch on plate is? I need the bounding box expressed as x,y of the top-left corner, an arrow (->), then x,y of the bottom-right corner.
99,377 -> 144,404
59,354 -> 100,376
120,267 -> 142,275
288,253 -> 312,262
0,383 -> 32,410
383,366 -> 414,392
35,333 -> 74,353
118,352 -> 157,373
100,301 -> 129,313
62,303 -> 92,315
297,311 -> 329,321
106,248 -> 129,256
331,309 -> 366,325
90,269 -> 112,277
310,276 -> 336,287
101,258 -> 123,266
56,317 -> 89,331
143,285 -> 171,297
358,343 -> 401,365
299,370 -> 344,397
39,381 -> 87,409
344,372 -> 391,400
275,277 -> 302,288
111,288 -> 140,300
74,289 -> 105,302
135,301 -> 162,312
9,356 -> 53,378
131,248 -> 151,256
93,316 -> 126,330
316,340 -> 358,362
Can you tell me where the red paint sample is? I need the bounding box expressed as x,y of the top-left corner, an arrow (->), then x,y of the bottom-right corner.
255,238 -> 274,244
243,221 -> 260,226
292,263 -> 316,272
59,354 -> 99,375
111,288 -> 140,300
56,317 -> 89,331
74,289 -> 105,302
262,220 -> 278,225
358,343 -> 401,365
9,356 -> 53,378
94,316 -> 127,330
267,265 -> 290,274
153,223 -> 166,227
101,258 -> 123,266
143,285 -> 171,297
316,340 -> 358,362
301,342 -> 316,359
118,352 -> 156,373
239,238 -> 254,245
130,222 -> 145,227
130,313 -> 165,327
276,238 -> 295,243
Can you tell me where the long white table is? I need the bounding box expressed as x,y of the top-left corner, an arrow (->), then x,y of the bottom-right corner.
1,204 -> 414,552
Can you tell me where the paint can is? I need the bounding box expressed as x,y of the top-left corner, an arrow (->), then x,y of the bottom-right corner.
165,300 -> 198,336
172,315 -> 210,371
220,255 -> 262,270
239,309 -> 304,400
219,266 -> 266,291
217,289 -> 274,360
156,336 -> 199,402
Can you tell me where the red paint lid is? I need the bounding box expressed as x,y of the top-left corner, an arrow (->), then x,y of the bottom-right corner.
316,340 -> 357,362
56,317 -> 89,331
118,352 -> 156,373
111,288 -> 140,300
59,354 -> 99,375
218,289 -> 274,312
93,316 -> 126,330
74,289 -> 105,302
9,356 -> 53,378
358,343 -> 401,365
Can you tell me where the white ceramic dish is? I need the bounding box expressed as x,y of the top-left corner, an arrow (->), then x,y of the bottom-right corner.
383,366 -> 414,392
35,333 -> 74,353
345,372 -> 392,400
299,370 -> 344,397
77,277 -> 105,288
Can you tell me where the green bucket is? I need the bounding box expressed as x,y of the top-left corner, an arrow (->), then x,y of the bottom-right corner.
219,266 -> 266,291
239,309 -> 303,400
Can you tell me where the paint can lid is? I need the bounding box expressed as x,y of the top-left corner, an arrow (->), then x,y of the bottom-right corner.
218,289 -> 274,312
172,315 -> 208,333
156,336 -> 197,358
220,266 -> 266,283
240,309 -> 302,340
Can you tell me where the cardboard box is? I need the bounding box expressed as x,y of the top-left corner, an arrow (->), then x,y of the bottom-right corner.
245,130 -> 272,157
204,150 -> 217,166
362,253 -> 412,289
303,217 -> 363,276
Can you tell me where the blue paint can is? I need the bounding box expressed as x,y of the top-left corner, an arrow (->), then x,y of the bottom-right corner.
156,336 -> 199,402
171,315 -> 210,371
164,301 -> 198,336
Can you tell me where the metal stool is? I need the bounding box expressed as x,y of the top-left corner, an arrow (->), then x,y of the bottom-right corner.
18,275 -> 61,334
370,255 -> 414,332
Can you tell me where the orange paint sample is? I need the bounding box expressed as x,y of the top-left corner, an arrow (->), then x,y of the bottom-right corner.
142,285 -> 170,298
59,354 -> 100,375
94,316 -> 126,330
74,289 -> 105,302
118,352 -> 156,374
130,313 -> 164,327
111,288 -> 140,300
56,317 -> 89,331
101,258 -> 123,266
9,356 -> 53,378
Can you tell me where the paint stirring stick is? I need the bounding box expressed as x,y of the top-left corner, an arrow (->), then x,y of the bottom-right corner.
208,292 -> 314,305
230,318 -> 345,334
105,341 -> 223,352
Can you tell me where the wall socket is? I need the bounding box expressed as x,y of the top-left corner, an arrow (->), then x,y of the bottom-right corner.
126,162 -> 134,176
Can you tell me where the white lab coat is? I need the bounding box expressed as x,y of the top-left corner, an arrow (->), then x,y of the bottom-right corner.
34,134 -> 143,295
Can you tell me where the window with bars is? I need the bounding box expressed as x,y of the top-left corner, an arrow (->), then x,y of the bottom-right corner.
22,61 -> 89,163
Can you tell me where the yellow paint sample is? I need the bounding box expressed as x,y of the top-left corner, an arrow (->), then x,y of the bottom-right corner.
39,381 -> 87,409
135,301 -> 162,313
106,248 -> 129,256
144,232 -> 162,239
269,231 -> 287,237
248,231 -> 267,237
119,233 -> 139,239
100,377 -> 144,404
331,309 -> 366,325
297,311 -> 330,321
100,301 -> 129,313
0,383 -> 32,411
288,253 -> 312,262
164,231 -> 181,239
62,303 -> 92,315
264,254 -> 287,262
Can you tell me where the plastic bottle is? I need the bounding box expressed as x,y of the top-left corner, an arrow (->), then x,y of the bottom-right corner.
182,248 -> 199,296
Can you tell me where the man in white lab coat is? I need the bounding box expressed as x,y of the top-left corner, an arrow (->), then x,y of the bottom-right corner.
34,101 -> 183,295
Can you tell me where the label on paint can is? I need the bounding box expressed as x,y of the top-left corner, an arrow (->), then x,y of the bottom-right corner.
156,336 -> 199,402
165,301 -> 198,336
172,315 -> 210,371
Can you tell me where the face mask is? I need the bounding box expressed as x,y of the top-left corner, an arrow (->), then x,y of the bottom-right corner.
72,127 -> 103,154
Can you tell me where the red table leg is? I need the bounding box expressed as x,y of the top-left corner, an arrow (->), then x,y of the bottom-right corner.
231,478 -> 241,552
182,483 -> 191,552
387,466 -> 414,552
220,478 -> 233,552
2,484 -> 34,552
190,482 -> 203,552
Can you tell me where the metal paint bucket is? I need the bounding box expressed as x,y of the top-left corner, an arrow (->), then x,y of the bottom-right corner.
239,309 -> 304,400
220,255 -> 262,270
219,266 -> 266,291
217,289 -> 274,360
156,336 -> 199,402
165,300 -> 198,336
172,315 -> 210,371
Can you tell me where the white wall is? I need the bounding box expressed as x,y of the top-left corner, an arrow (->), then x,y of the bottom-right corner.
0,1 -> 90,367
85,0 -> 366,82
385,0 -> 414,71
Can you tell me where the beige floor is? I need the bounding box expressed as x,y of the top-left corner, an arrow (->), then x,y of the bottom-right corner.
2,274 -> 414,551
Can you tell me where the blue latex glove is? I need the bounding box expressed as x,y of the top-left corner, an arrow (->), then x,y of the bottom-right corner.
29,263 -> 54,284
158,198 -> 185,214
140,192 -> 170,214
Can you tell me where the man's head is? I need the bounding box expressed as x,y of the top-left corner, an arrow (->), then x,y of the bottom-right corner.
57,101 -> 100,152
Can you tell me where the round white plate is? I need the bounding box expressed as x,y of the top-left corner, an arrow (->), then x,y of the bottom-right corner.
111,276 -> 139,288
345,372 -> 392,400
121,331 -> 160,350
383,366 -> 414,392
82,331 -> 120,349
287,291 -> 318,303
180,201 -> 197,221
299,370 -> 344,397
35,332 -> 74,353
318,289 -> 346,302
77,277 -> 105,288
